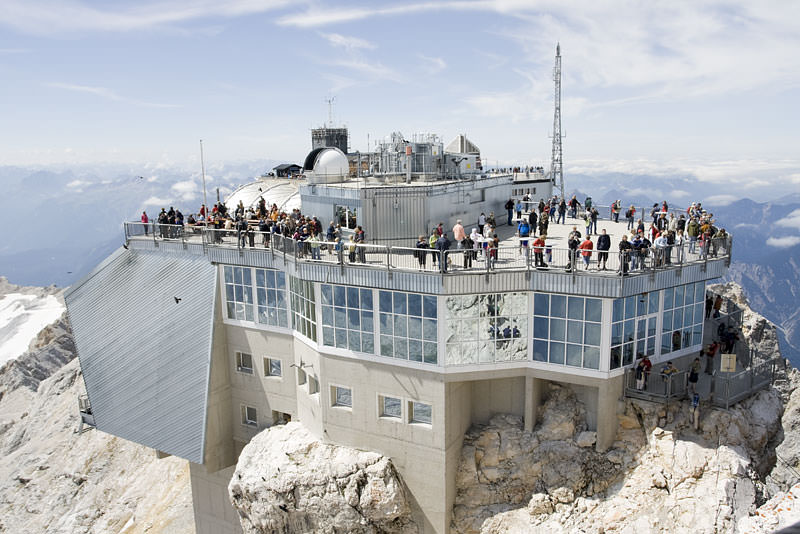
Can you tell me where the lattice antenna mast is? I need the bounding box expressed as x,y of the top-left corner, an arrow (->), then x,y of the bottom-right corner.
550,43 -> 565,198
326,96 -> 336,127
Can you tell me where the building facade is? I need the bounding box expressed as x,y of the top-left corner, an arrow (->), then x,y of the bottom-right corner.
65,214 -> 730,533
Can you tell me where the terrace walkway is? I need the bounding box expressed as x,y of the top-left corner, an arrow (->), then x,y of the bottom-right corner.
124,209 -> 731,279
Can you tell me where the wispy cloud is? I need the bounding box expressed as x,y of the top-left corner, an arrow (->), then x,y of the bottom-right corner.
0,0 -> 292,34
0,48 -> 30,54
766,235 -> 800,248
277,1 -> 493,28
705,194 -> 738,206
332,59 -> 402,83
320,32 -> 376,51
47,82 -> 179,108
776,209 -> 800,230
419,54 -> 446,74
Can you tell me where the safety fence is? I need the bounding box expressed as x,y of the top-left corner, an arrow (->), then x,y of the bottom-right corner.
123,221 -> 731,277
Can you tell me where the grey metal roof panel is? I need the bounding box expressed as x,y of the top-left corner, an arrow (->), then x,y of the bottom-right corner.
65,248 -> 216,463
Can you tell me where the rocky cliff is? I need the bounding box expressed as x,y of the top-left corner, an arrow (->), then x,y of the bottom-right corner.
0,307 -> 194,533
229,422 -> 416,534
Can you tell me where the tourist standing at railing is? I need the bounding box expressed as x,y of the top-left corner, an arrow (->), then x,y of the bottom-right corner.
469,228 -> 481,260
653,233 -> 667,267
489,234 -> 499,269
712,228 -> 727,257
326,222 -> 336,254
478,212 -> 486,235
415,236 -> 428,269
428,230 -> 438,266
347,236 -> 356,263
705,341 -> 719,374
713,295 -> 723,318
611,200 -> 621,223
630,234 -> 642,270
557,199 -> 567,224
626,205 -> 635,230
307,232 -> 320,260
619,234 -> 632,275
528,206 -> 537,232
635,359 -> 647,391
436,232 -> 451,273
141,211 -> 149,235
687,218 -> 699,253
597,229 -> 610,270
355,226 -> 366,263
515,199 -> 523,221
533,235 -> 546,268
518,219 -> 530,257
660,361 -> 678,394
158,208 -> 168,238
259,218 -> 270,247
567,228 -> 580,270
579,236 -> 593,270
199,204 -> 206,221
463,232 -> 474,268
453,219 -> 465,249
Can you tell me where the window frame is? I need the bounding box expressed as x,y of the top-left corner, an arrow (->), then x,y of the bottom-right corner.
409,400 -> 433,426
378,394 -> 403,420
263,357 -> 282,378
240,404 -> 258,427
235,351 -> 254,375
330,384 -> 353,409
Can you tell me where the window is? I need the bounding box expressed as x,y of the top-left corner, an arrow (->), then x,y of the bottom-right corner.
334,205 -> 357,229
533,294 -> 602,370
308,375 -> 320,395
331,385 -> 352,408
256,269 -> 288,328
379,395 -> 402,419
378,291 -> 438,364
409,401 -> 432,425
241,405 -> 257,427
236,352 -> 253,374
446,293 -> 527,365
297,367 -> 307,386
289,277 -> 317,341
321,285 -> 374,354
263,357 -> 281,377
661,282 -> 704,356
224,266 -> 253,321
610,292 -> 660,370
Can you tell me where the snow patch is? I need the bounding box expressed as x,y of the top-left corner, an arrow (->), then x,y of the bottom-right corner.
0,293 -> 65,365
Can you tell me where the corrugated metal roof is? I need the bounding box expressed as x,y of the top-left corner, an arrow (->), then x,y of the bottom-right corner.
65,248 -> 216,463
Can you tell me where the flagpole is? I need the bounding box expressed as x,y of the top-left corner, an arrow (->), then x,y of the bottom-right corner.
200,139 -> 208,217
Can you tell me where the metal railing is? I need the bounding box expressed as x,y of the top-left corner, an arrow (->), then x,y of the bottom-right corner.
123,221 -> 732,277
624,368 -> 689,402
711,357 -> 782,409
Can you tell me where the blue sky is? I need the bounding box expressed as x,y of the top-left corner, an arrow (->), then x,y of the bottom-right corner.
1,0 -> 799,192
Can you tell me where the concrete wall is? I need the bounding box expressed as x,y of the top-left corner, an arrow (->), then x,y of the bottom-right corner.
444,381 -> 473,532
316,353 -> 448,534
224,325 -> 297,444
470,376 -> 526,424
189,463 -> 242,534
203,285 -> 235,472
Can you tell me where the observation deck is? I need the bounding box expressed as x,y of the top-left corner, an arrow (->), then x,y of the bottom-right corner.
123,207 -> 731,300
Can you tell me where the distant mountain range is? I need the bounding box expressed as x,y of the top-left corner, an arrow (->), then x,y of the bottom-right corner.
3,165 -> 798,366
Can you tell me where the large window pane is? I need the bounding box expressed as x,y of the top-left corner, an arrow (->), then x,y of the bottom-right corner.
566,344 -> 582,367
549,342 -> 565,364
534,317 -> 549,339
568,297 -> 584,320
535,293 -> 550,315
585,298 -> 602,322
584,323 -> 601,346
550,318 -> 565,342
583,346 -> 600,369
567,321 -> 583,344
551,295 -> 566,318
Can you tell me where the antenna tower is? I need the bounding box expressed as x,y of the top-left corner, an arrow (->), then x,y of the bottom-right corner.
326,96 -> 336,127
550,43 -> 564,198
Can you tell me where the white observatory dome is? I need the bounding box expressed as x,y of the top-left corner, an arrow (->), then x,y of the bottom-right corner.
304,147 -> 348,184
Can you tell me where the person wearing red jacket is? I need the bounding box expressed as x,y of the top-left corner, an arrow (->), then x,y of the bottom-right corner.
533,235 -> 547,267
579,237 -> 593,270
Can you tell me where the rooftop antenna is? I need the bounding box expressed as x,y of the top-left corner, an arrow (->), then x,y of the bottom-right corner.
200,139 -> 208,214
549,43 -> 565,198
326,96 -> 336,127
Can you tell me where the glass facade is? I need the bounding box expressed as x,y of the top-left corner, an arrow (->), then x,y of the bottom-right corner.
662,282 -> 704,355
224,266 -> 253,321
289,276 -> 317,341
533,294 -> 602,369
255,269 -> 288,327
321,284 -> 374,354
445,293 -> 528,365
610,292 -> 660,369
379,291 -> 438,364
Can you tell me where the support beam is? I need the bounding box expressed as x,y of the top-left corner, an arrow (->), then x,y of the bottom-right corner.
596,375 -> 624,451
524,377 -> 545,432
